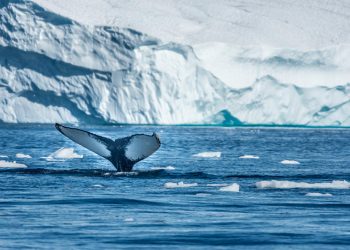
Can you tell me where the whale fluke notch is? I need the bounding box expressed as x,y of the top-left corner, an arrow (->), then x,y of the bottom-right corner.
55,123 -> 161,172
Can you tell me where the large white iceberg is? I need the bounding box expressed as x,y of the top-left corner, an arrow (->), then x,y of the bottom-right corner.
0,1 -> 349,126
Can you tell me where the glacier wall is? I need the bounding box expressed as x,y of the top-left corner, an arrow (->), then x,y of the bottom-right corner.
0,0 -> 350,126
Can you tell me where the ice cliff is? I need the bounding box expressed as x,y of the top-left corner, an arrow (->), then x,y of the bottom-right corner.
0,0 -> 349,126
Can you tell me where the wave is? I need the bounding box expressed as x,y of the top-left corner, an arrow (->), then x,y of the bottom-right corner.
2,168 -> 350,181
0,197 -> 166,206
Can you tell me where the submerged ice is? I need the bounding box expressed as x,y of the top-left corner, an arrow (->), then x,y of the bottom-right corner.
1,1 -> 350,126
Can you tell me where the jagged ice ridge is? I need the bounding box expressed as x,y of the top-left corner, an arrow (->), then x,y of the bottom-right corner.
1,0 -> 350,126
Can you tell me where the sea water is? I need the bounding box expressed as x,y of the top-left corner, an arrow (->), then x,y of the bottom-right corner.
0,124 -> 349,249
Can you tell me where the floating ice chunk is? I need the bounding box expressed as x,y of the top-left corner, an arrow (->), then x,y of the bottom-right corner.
280,160 -> 300,165
0,155 -> 8,158
92,184 -> 104,188
256,180 -> 350,189
193,152 -> 221,158
239,155 -> 259,159
164,181 -> 198,189
150,166 -> 175,170
16,153 -> 32,159
219,183 -> 240,192
207,183 -> 228,187
305,192 -> 333,197
124,217 -> 135,222
0,160 -> 27,168
195,193 -> 212,197
45,147 -> 83,160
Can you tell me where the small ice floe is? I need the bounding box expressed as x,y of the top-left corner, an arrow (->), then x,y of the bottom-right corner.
15,153 -> 32,159
124,217 -> 135,222
195,193 -> 212,197
92,184 -> 104,188
239,155 -> 259,159
0,160 -> 27,168
219,183 -> 240,192
305,192 -> 333,197
207,183 -> 228,187
256,180 -> 350,189
193,152 -> 221,158
44,147 -> 83,160
0,155 -> 8,158
164,181 -> 198,189
113,172 -> 138,176
150,166 -> 176,171
280,160 -> 300,165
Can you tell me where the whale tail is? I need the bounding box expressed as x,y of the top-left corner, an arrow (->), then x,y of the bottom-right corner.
55,123 -> 161,171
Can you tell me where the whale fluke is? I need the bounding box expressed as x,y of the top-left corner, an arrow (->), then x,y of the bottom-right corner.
55,123 -> 161,172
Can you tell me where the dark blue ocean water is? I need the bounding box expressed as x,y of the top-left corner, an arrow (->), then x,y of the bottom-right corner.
0,125 -> 349,249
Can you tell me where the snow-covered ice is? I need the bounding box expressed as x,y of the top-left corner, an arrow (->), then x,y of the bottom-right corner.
16,153 -> 32,159
33,0 -> 350,49
193,152 -> 221,158
219,183 -> 240,192
256,180 -> 350,189
164,182 -> 198,189
1,1 -> 350,126
0,160 -> 27,169
280,160 -> 300,165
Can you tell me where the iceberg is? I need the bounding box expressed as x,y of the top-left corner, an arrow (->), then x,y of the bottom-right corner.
1,1 -> 350,126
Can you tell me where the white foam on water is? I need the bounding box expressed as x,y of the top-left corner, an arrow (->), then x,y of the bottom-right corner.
219,183 -> 240,192
256,180 -> 350,189
193,152 -> 221,158
0,160 -> 27,168
45,147 -> 83,160
0,155 -> 8,158
305,192 -> 333,197
15,153 -> 32,159
239,155 -> 259,159
164,181 -> 198,189
150,166 -> 176,171
207,184 -> 228,187
280,160 -> 300,165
